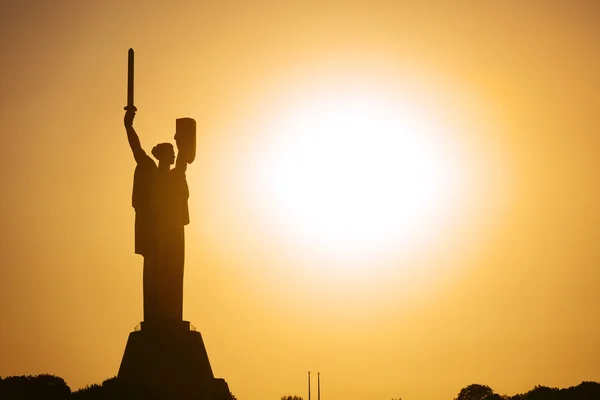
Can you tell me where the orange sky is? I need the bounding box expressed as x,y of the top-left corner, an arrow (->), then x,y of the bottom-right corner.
1,1 -> 600,400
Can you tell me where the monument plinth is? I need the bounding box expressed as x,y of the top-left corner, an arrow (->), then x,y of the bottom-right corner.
118,49 -> 232,400
119,321 -> 230,400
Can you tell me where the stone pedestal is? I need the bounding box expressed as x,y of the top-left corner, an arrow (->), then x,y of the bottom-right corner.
118,320 -> 232,400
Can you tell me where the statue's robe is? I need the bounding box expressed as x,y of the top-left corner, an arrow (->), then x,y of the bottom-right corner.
132,149 -> 189,322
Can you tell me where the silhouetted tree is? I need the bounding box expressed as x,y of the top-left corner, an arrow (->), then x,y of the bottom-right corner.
482,394 -> 504,400
522,385 -> 559,400
72,383 -> 102,399
459,381 -> 600,400
281,395 -> 304,400
0,374 -> 71,399
569,381 -> 600,399
455,384 -> 495,400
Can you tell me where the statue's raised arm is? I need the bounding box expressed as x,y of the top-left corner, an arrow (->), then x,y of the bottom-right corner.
124,109 -> 146,164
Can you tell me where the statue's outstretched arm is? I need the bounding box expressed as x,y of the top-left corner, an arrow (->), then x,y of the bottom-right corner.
124,109 -> 146,163
175,151 -> 188,172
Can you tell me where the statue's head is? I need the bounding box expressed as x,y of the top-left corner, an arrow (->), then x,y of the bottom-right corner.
151,143 -> 175,165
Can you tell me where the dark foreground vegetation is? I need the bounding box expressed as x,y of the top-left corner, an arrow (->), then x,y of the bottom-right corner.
453,382 -> 600,400
1,375 -> 599,399
0,375 -> 235,400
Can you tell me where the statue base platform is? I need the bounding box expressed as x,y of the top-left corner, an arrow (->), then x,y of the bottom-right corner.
118,320 -> 232,400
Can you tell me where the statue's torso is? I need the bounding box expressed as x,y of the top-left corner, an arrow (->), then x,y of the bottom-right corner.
132,153 -> 189,256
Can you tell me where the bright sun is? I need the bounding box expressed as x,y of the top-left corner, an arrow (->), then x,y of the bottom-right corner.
247,75 -> 476,261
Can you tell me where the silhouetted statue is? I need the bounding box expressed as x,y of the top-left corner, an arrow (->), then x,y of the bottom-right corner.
124,109 -> 195,323
119,48 -> 231,400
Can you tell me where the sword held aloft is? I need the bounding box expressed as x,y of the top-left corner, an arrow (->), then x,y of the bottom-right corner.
124,48 -> 137,111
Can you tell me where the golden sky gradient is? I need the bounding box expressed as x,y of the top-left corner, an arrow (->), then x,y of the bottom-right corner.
1,1 -> 600,399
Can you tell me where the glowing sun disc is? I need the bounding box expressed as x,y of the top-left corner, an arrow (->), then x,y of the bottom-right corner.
250,84 -> 471,259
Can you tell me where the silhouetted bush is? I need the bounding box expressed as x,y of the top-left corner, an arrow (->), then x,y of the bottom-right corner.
523,385 -> 559,400
456,381 -> 600,400
482,394 -> 503,400
281,395 -> 304,400
71,383 -> 102,399
455,384 -> 495,400
0,374 -> 71,399
569,381 -> 600,399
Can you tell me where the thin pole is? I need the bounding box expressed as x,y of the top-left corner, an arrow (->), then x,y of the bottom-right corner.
318,372 -> 320,400
308,371 -> 311,400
